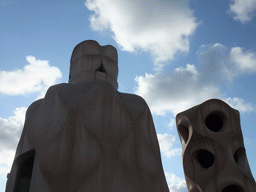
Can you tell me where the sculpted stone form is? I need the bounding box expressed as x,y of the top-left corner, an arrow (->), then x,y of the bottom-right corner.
6,40 -> 169,192
176,99 -> 256,192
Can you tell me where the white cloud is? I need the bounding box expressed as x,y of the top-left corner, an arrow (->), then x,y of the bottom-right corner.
0,56 -> 62,98
230,47 -> 256,73
197,43 -> 234,83
165,172 -> 187,192
0,107 -> 26,177
135,44 -> 256,115
85,0 -> 198,66
0,150 -> 15,178
135,64 -> 221,115
157,133 -> 182,158
224,97 -> 255,113
198,44 -> 256,82
227,0 -> 256,23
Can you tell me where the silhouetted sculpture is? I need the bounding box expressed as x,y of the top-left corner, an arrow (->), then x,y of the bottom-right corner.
6,40 -> 169,192
176,99 -> 256,192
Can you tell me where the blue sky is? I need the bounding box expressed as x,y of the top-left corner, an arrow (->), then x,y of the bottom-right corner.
1,0 -> 256,191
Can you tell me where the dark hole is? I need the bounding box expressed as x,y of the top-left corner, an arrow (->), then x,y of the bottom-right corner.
234,151 -> 239,163
222,185 -> 243,192
233,147 -> 245,165
178,125 -> 189,143
205,113 -> 223,132
14,150 -> 35,192
96,64 -> 107,73
197,149 -> 214,168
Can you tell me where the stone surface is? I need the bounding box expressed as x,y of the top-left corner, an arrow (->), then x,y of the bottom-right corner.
6,40 -> 169,192
176,99 -> 256,192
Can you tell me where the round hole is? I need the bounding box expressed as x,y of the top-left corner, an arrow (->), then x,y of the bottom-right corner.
197,149 -> 215,168
205,113 -> 223,132
222,185 -> 243,192
178,125 -> 189,143
233,147 -> 245,165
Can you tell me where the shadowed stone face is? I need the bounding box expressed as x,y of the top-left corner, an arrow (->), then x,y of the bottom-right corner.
69,40 -> 118,89
6,40 -> 169,192
176,99 -> 256,192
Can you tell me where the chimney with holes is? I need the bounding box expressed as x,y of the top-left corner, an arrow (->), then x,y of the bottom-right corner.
176,99 -> 256,192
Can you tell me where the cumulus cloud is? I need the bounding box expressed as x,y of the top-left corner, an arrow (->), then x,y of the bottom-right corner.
85,0 -> 198,66
0,150 -> 16,178
197,43 -> 233,83
165,172 -> 187,192
135,64 -> 221,115
0,107 -> 26,177
223,97 -> 255,113
227,0 -> 256,23
198,44 -> 256,82
135,44 -> 256,115
230,47 -> 256,73
157,133 -> 182,158
0,56 -> 62,98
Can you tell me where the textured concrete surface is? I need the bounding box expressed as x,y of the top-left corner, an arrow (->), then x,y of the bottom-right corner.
6,40 -> 169,192
176,99 -> 256,192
